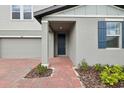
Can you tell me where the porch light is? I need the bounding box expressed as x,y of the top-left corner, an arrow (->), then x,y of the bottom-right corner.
59,26 -> 63,30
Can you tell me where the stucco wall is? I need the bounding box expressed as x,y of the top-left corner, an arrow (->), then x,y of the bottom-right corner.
68,25 -> 76,64
45,16 -> 124,65
76,17 -> 124,65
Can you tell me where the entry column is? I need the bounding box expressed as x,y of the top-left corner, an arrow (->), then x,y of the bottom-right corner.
41,20 -> 48,64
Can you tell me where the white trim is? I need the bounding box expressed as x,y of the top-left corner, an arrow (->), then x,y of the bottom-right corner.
46,15 -> 124,18
106,35 -> 120,36
22,36 -> 42,38
41,64 -> 49,67
41,20 -> 48,23
106,48 -> 121,50
105,18 -> 124,21
20,5 -> 23,20
0,36 -> 42,38
0,29 -> 41,31
10,5 -> 13,20
0,36 -> 21,38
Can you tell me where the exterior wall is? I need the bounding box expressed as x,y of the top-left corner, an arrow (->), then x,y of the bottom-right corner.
76,17 -> 124,65
44,5 -> 124,65
0,5 -> 50,30
0,5 -> 50,59
44,16 -> 124,65
68,25 -> 76,64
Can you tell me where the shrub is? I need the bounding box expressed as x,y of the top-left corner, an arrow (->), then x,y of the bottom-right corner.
100,64 -> 124,86
94,64 -> 103,71
79,59 -> 89,71
35,64 -> 48,75
122,65 -> 124,72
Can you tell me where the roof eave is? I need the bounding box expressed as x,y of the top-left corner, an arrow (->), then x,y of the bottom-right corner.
34,5 -> 124,24
34,5 -> 78,23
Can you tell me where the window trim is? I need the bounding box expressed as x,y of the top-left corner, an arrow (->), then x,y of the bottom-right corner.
10,5 -> 33,20
105,21 -> 122,49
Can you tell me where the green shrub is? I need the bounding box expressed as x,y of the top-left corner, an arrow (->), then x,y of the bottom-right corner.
35,64 -> 48,75
94,64 -> 103,71
122,65 -> 124,72
79,59 -> 89,71
100,64 -> 124,86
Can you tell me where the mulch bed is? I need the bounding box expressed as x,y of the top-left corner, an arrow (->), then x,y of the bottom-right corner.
25,66 -> 52,78
76,67 -> 124,88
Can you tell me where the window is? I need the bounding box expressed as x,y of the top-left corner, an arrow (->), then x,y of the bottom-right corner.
106,22 -> 121,48
11,5 -> 33,20
12,5 -> 20,19
98,21 -> 123,49
23,5 -> 32,19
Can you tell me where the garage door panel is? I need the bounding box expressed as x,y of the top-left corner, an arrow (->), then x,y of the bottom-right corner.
1,38 -> 42,58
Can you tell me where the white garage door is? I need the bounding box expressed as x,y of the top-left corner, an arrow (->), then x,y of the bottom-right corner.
0,38 -> 42,58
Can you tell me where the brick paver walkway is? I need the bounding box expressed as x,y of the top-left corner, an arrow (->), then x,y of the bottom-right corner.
0,57 -> 82,88
0,59 -> 40,88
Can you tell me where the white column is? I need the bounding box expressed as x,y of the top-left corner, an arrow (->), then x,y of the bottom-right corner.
41,20 -> 48,64
48,31 -> 54,58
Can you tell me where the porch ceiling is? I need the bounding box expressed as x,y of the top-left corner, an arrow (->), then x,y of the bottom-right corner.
49,21 -> 75,32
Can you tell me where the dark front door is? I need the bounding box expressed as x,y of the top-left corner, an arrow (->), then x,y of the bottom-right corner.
57,33 -> 66,55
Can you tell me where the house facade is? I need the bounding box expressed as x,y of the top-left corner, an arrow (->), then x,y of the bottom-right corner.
0,5 -> 49,58
1,5 -> 124,65
34,5 -> 124,65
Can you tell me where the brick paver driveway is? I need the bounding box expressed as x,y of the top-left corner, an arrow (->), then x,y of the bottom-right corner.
0,57 -> 82,88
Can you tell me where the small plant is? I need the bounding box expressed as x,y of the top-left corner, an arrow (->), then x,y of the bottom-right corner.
100,64 -> 124,86
35,64 -> 48,75
94,64 -> 103,71
122,65 -> 124,72
79,59 -> 89,71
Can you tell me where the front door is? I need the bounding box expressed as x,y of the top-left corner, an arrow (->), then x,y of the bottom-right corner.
57,33 -> 66,55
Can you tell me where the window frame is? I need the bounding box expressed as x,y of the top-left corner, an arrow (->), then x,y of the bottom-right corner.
105,21 -> 122,49
11,5 -> 21,19
10,5 -> 33,20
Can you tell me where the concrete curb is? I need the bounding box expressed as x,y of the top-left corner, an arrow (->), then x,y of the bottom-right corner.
73,66 -> 85,88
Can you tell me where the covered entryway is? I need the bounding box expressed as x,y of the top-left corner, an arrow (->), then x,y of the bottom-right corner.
49,21 -> 75,57
0,38 -> 42,58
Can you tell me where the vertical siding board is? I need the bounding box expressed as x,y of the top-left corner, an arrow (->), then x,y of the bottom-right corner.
97,5 -> 107,15
51,5 -> 124,16
98,21 -> 106,48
